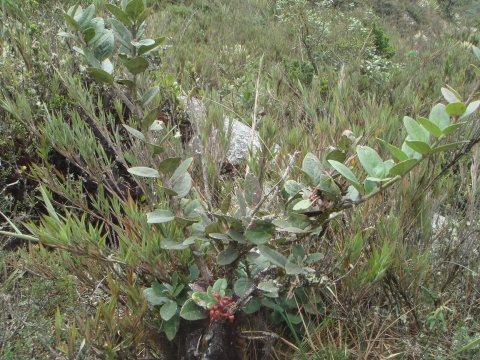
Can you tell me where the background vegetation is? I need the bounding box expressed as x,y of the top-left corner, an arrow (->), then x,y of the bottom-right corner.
2,0 -> 480,359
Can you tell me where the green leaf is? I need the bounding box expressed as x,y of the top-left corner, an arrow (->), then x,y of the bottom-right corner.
138,36 -> 165,56
159,157 -> 181,173
234,278 -> 253,296
174,217 -> 198,228
116,79 -> 136,87
170,158 -> 193,184
328,160 -> 364,195
272,219 -> 311,234
158,187 -> 178,196
258,245 -> 287,268
429,103 -> 450,130
429,141 -> 467,154
141,108 -> 158,129
245,220 -> 275,245
125,0 -> 145,21
283,180 -> 303,198
459,100 -> 480,120
244,173 -> 262,206
105,4 -> 132,27
257,282 -> 279,297
147,210 -> 175,224
377,138 -> 409,161
141,86 -> 159,107
405,140 -> 431,155
243,297 -> 261,314
87,17 -> 105,44
325,148 -> 346,163
441,122 -> 466,136
317,174 -> 341,200
173,173 -> 192,198
143,288 -> 168,306
127,166 -> 159,177
81,45 -> 101,68
356,146 -> 385,178
302,153 -> 324,186
82,27 -> 95,44
126,57 -> 149,75
192,292 -> 210,307
160,239 -> 189,250
305,253 -> 324,264
109,18 -> 132,51
87,68 -> 114,84
180,299 -> 208,320
57,31 -> 78,40
136,6 -> 153,26
285,261 -> 305,275
132,39 -> 155,47
261,298 -> 284,312
74,4 -> 95,29
123,124 -> 145,141
101,59 -> 113,74
93,30 -> 114,62
388,159 -> 417,176
213,279 -> 227,293
364,179 -> 376,193
292,199 -> 313,211
402,138 -> 422,160
441,87 -> 460,103
187,265 -> 200,282
145,143 -> 164,155
217,248 -> 239,265
404,116 -> 429,143
445,102 -> 466,118
417,117 -> 442,137
163,313 -> 180,341
160,300 -> 178,321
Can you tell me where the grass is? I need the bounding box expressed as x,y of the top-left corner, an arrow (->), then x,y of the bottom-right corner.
2,0 -> 480,359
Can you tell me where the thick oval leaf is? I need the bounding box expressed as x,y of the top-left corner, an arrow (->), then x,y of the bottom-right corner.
405,140 -> 431,155
445,102 -> 466,118
217,248 -> 239,265
292,199 -> 313,211
257,282 -> 279,297
377,138 -> 409,162
283,180 -> 303,197
163,314 -> 180,341
160,300 -> 178,321
109,18 -> 132,51
180,299 -> 208,320
161,239 -> 189,250
243,297 -> 261,314
192,292 -> 210,307
245,220 -> 274,245
258,245 -> 287,268
404,116 -> 429,143
147,210 -> 175,224
474,45 -> 480,62
317,174 -> 341,200
143,288 -> 168,306
441,122 -> 466,136
174,217 -> 198,228
75,4 -> 95,29
132,38 -> 155,47
82,27 -> 95,43
417,117 -> 442,137
429,103 -> 450,130
388,159 -> 418,176
402,138 -> 422,160
93,30 -> 114,62
127,166 -> 159,177
272,219 -> 311,234
141,108 -> 159,129
441,87 -> 461,103
325,148 -> 346,163
137,6 -> 153,27
220,194 -> 231,214
141,86 -> 159,107
138,37 -> 165,56
173,172 -> 192,198
159,157 -> 182,173
234,278 -> 254,296
285,261 -> 305,275
123,124 -> 145,141
213,279 -> 228,292
116,78 -> 136,87
126,57 -> 149,75
82,45 -> 101,68
101,58 -> 113,74
105,4 -> 132,26
356,146 -> 385,178
328,160 -> 364,195
125,0 -> 145,21
305,253 -> 324,264
170,158 -> 193,184
460,100 -> 480,120
158,187 -> 178,196
63,13 -> 80,30
429,141 -> 467,154
302,153 -> 324,186
87,18 -> 105,44
145,143 -> 164,155
87,67 -> 114,84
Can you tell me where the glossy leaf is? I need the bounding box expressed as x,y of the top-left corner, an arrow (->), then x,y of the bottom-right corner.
258,245 -> 287,268
445,102 -> 466,118
147,210 -> 174,223
417,117 -> 442,137
245,220 -> 274,245
388,159 -> 417,176
328,160 -> 364,195
405,140 -> 431,155
180,299 -> 208,320
87,68 -> 114,83
217,248 -> 239,265
160,300 -> 178,321
105,4 -> 132,26
141,86 -> 159,107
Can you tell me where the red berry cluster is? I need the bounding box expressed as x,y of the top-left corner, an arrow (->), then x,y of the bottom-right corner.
209,291 -> 236,324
